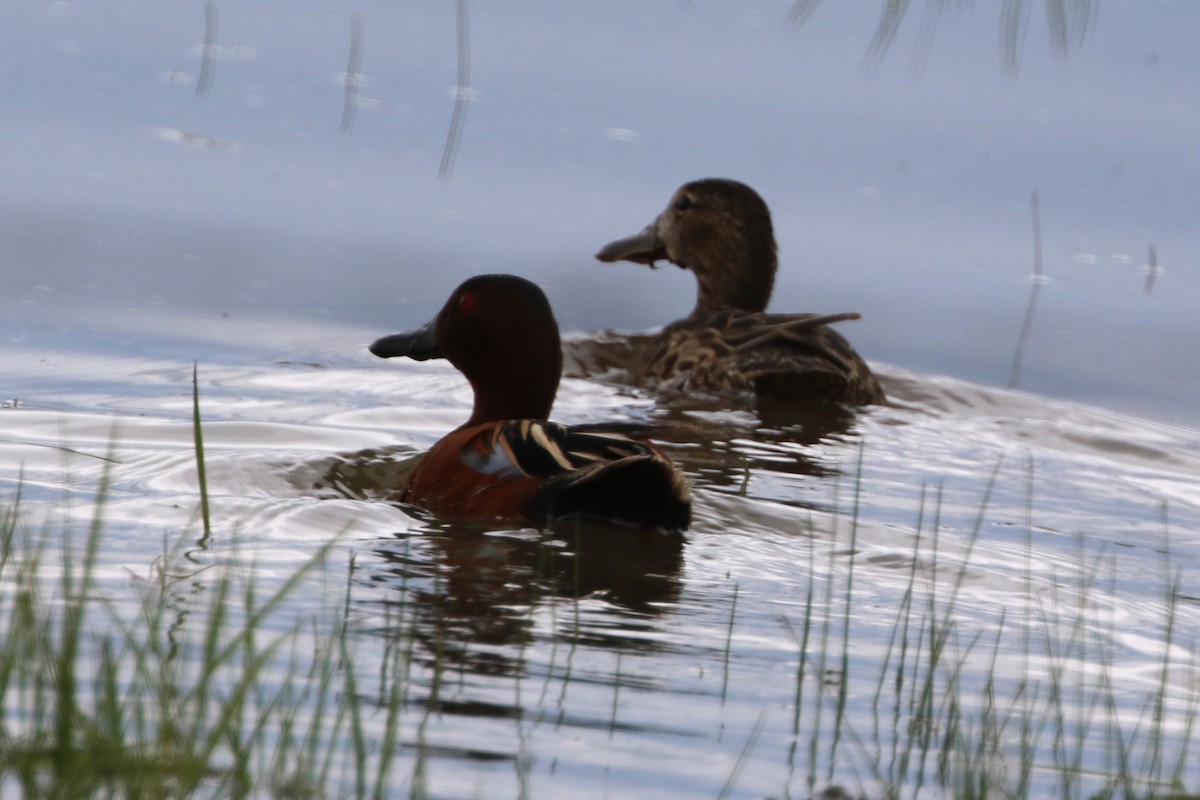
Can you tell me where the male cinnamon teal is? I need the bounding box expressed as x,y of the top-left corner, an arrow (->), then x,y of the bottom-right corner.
596,178 -> 886,406
369,274 -> 691,531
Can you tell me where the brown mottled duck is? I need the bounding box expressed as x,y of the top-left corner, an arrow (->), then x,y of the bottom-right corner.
596,178 -> 885,407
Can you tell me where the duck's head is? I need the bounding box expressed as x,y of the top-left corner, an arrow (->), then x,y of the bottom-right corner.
370,274 -> 562,427
595,178 -> 778,315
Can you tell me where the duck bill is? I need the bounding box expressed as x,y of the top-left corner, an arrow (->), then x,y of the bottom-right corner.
369,319 -> 443,361
595,222 -> 666,266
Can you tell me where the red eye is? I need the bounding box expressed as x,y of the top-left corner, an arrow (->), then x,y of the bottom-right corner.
458,293 -> 475,314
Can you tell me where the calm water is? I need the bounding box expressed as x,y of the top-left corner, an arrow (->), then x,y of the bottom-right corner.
2,2 -> 1199,797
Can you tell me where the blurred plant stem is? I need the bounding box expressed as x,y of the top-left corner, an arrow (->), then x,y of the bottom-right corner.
787,0 -> 1097,74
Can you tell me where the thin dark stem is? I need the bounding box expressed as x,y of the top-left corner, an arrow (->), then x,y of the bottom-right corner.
721,583 -> 739,704
192,363 -> 213,543
196,0 -> 216,96
1008,191 -> 1043,389
1144,244 -> 1159,293
340,15 -> 363,134
784,0 -> 823,27
789,0 -> 1095,74
860,0 -> 911,76
438,0 -> 470,180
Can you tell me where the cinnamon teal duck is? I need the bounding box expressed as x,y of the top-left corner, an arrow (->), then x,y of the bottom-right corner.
595,178 -> 886,406
369,274 -> 692,531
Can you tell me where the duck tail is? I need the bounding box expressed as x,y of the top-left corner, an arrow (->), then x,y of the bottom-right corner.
531,455 -> 691,532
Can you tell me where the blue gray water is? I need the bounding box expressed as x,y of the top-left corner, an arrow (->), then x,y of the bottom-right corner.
2,3 -> 1199,797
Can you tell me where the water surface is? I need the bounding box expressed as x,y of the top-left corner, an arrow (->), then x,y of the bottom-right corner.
4,328 -> 1199,796
2,2 -> 1199,796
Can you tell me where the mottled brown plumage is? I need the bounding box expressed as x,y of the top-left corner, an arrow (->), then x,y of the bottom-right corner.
596,179 -> 885,406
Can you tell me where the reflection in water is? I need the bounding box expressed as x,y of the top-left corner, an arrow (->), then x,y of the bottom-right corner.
648,395 -> 858,484
565,333 -> 868,495
787,0 -> 1098,73
362,517 -> 682,653
304,446 -> 419,500
342,516 -> 686,768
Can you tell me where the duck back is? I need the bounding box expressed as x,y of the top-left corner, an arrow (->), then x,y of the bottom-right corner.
633,309 -> 886,406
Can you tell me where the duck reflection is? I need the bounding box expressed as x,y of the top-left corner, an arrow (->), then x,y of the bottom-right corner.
565,334 -> 866,489
355,516 -> 683,676
307,446 -> 420,498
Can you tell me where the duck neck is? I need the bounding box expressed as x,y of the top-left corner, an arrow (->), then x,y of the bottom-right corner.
691,243 -> 777,316
465,377 -> 556,428
459,336 -> 561,427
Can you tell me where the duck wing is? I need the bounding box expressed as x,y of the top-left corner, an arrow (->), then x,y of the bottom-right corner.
634,310 -> 885,405
457,420 -> 691,530
530,454 -> 692,532
458,420 -> 665,477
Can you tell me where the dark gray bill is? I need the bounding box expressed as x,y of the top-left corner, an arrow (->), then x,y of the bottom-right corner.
594,222 -> 665,266
369,319 -> 442,361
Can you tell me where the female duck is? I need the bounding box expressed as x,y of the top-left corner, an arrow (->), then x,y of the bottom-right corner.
596,179 -> 886,406
369,274 -> 691,531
